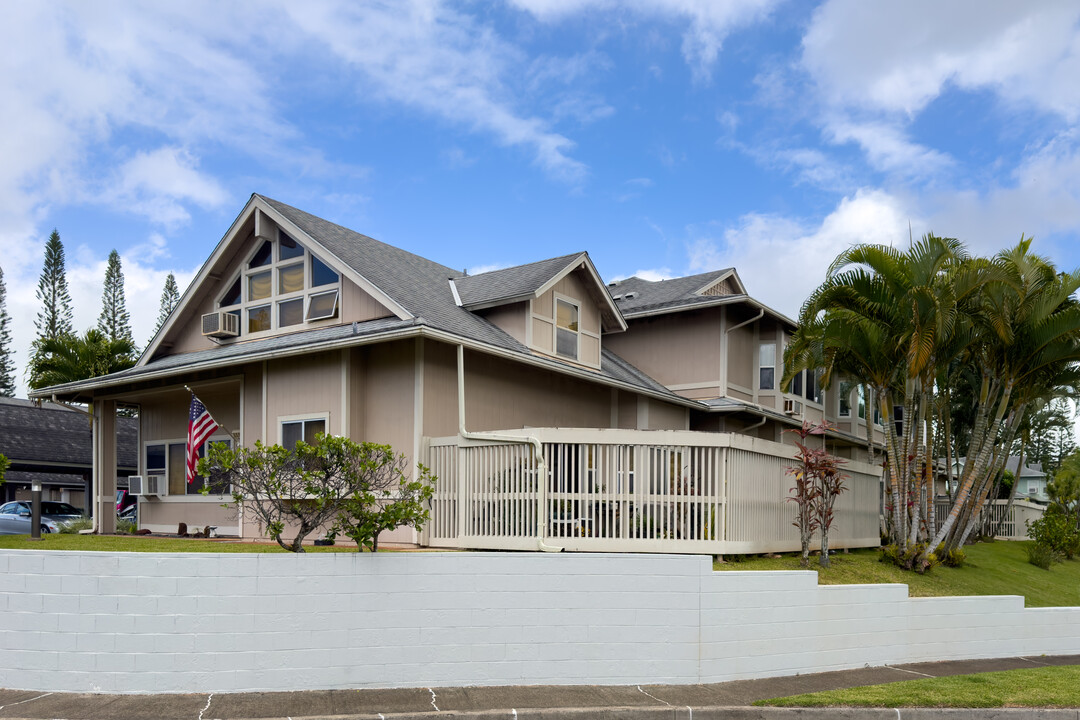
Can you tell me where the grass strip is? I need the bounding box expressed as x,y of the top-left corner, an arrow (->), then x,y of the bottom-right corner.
757,665 -> 1080,708
715,541 -> 1080,607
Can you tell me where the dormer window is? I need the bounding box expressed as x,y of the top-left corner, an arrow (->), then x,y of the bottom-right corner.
217,229 -> 341,338
555,297 -> 579,360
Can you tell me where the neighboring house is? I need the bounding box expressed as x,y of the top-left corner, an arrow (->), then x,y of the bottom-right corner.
945,456 -> 1048,503
31,194 -> 882,551
0,397 -> 137,510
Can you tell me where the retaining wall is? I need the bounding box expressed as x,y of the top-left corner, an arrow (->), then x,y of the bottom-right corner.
1,550 -> 1078,693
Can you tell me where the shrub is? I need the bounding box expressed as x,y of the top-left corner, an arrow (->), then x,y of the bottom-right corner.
116,517 -> 137,534
936,543 -> 966,568
880,542 -> 939,574
1027,513 -> 1080,560
59,517 -> 92,534
1026,542 -> 1062,570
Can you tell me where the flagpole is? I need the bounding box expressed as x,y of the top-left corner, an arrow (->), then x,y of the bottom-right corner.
183,385 -> 240,442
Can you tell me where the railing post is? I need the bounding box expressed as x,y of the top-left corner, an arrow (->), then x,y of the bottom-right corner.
456,439 -> 467,545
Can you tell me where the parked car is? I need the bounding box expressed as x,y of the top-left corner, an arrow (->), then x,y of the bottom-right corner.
0,501 -> 84,535
118,504 -> 137,523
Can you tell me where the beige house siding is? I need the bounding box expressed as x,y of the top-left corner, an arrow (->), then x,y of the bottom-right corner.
531,269 -> 602,368
462,349 -> 612,431
359,340 -> 415,456
604,310 -> 721,393
700,277 -> 733,296
477,303 -> 528,345
644,397 -> 688,430
341,281 -> 395,323
140,501 -> 236,534
725,321 -> 755,393
422,340 -> 459,439
264,352 -> 343,439
617,391 -> 638,429
243,364 -> 263,445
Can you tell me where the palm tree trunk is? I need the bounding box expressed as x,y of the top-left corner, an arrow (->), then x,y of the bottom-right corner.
931,378 -> 1013,551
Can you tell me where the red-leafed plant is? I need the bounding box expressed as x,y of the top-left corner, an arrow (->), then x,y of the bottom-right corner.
786,421 -> 849,567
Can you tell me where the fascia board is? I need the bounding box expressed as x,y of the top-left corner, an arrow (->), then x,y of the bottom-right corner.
138,195 -> 262,367
33,325 -> 699,411
692,269 -> 735,296
459,293 -> 535,311
624,295 -> 797,327
254,198 -> 412,322
139,196 -> 414,368
534,253 -> 628,333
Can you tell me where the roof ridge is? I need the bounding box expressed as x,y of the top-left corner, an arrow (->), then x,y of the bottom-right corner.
461,251 -> 585,279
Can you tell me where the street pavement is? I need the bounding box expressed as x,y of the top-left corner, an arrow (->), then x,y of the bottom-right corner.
1,655 -> 1079,719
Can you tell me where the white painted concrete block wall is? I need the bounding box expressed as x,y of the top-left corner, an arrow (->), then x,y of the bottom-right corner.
0,550 -> 1078,693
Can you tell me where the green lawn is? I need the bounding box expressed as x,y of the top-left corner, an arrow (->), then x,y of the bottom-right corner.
759,666 -> 1080,708
0,534 -> 370,553
715,541 -> 1080,607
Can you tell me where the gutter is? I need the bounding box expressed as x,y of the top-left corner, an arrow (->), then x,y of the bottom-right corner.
456,344 -> 562,553
725,307 -> 765,333
33,324 -> 700,412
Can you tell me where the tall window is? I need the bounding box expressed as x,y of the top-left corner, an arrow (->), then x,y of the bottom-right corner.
759,343 -> 775,390
218,230 -> 340,337
145,437 -> 232,496
281,418 -> 326,451
555,298 -> 579,360
838,381 -> 852,417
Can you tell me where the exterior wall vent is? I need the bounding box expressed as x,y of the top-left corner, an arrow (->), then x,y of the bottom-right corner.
202,311 -> 240,338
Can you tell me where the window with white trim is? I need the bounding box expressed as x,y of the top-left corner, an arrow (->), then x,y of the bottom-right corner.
144,436 -> 233,496
759,342 -> 775,390
555,298 -> 579,360
281,417 -> 327,451
217,230 -> 340,337
838,380 -> 852,417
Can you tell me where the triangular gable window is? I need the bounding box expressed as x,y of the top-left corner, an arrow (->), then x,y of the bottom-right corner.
216,229 -> 340,338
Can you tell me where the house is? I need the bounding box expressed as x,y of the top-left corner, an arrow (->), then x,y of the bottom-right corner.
31,194 -> 882,551
944,456 -> 1048,503
0,397 -> 138,511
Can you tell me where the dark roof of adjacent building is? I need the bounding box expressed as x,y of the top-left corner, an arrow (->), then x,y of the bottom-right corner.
454,253 -> 585,308
0,397 -> 137,469
608,270 -> 736,315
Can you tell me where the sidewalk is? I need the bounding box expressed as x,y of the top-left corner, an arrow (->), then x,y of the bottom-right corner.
1,655 -> 1079,720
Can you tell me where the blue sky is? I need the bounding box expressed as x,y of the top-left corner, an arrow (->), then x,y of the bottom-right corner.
4,1 -> 1080,401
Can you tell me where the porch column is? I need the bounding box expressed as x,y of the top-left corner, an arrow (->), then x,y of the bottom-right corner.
93,399 -> 117,534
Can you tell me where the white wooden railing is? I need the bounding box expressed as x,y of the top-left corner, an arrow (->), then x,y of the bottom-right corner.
426,428 -> 882,555
931,498 -> 1046,541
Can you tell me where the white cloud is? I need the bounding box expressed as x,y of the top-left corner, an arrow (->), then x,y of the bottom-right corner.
507,0 -> 779,81
803,1 -> 1080,120
281,1 -> 589,182
104,147 -> 229,225
466,263 -> 513,276
825,120 -> 953,179
687,189 -> 912,316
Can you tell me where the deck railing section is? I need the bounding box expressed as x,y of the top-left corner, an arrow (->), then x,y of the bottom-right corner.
427,428 -> 883,554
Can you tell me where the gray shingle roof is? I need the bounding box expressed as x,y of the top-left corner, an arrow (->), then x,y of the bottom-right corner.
608,269 -> 735,315
261,196 -> 527,354
454,253 -> 584,307
0,397 -> 137,468
34,195 -> 693,407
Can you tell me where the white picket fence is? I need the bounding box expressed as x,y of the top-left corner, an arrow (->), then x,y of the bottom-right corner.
426,428 -> 882,554
931,498 -> 1045,541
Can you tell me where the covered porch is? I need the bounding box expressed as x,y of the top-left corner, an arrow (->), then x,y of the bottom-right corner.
424,428 -> 883,554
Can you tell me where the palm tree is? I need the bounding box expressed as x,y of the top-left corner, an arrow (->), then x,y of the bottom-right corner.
28,328 -> 137,390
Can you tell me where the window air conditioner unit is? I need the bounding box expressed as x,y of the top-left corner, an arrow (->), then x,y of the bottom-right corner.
783,398 -> 803,416
130,475 -> 165,498
202,311 -> 239,338
128,475 -> 145,496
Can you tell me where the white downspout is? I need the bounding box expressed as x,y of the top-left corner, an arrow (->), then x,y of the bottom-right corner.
456,344 -> 562,552
725,307 -> 765,334
745,415 -> 767,432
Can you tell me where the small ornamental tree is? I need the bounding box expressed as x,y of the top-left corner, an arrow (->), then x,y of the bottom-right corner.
199,435 -> 436,552
785,420 -> 849,568
332,445 -> 436,552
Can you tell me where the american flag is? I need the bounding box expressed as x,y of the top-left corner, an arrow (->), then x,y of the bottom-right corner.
185,395 -> 220,485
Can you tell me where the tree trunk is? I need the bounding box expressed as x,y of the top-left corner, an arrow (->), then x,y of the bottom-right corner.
992,431 -> 1028,539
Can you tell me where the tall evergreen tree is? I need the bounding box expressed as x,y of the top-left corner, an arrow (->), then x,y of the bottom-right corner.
97,249 -> 134,345
154,272 -> 180,335
28,229 -> 74,381
0,266 -> 16,397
